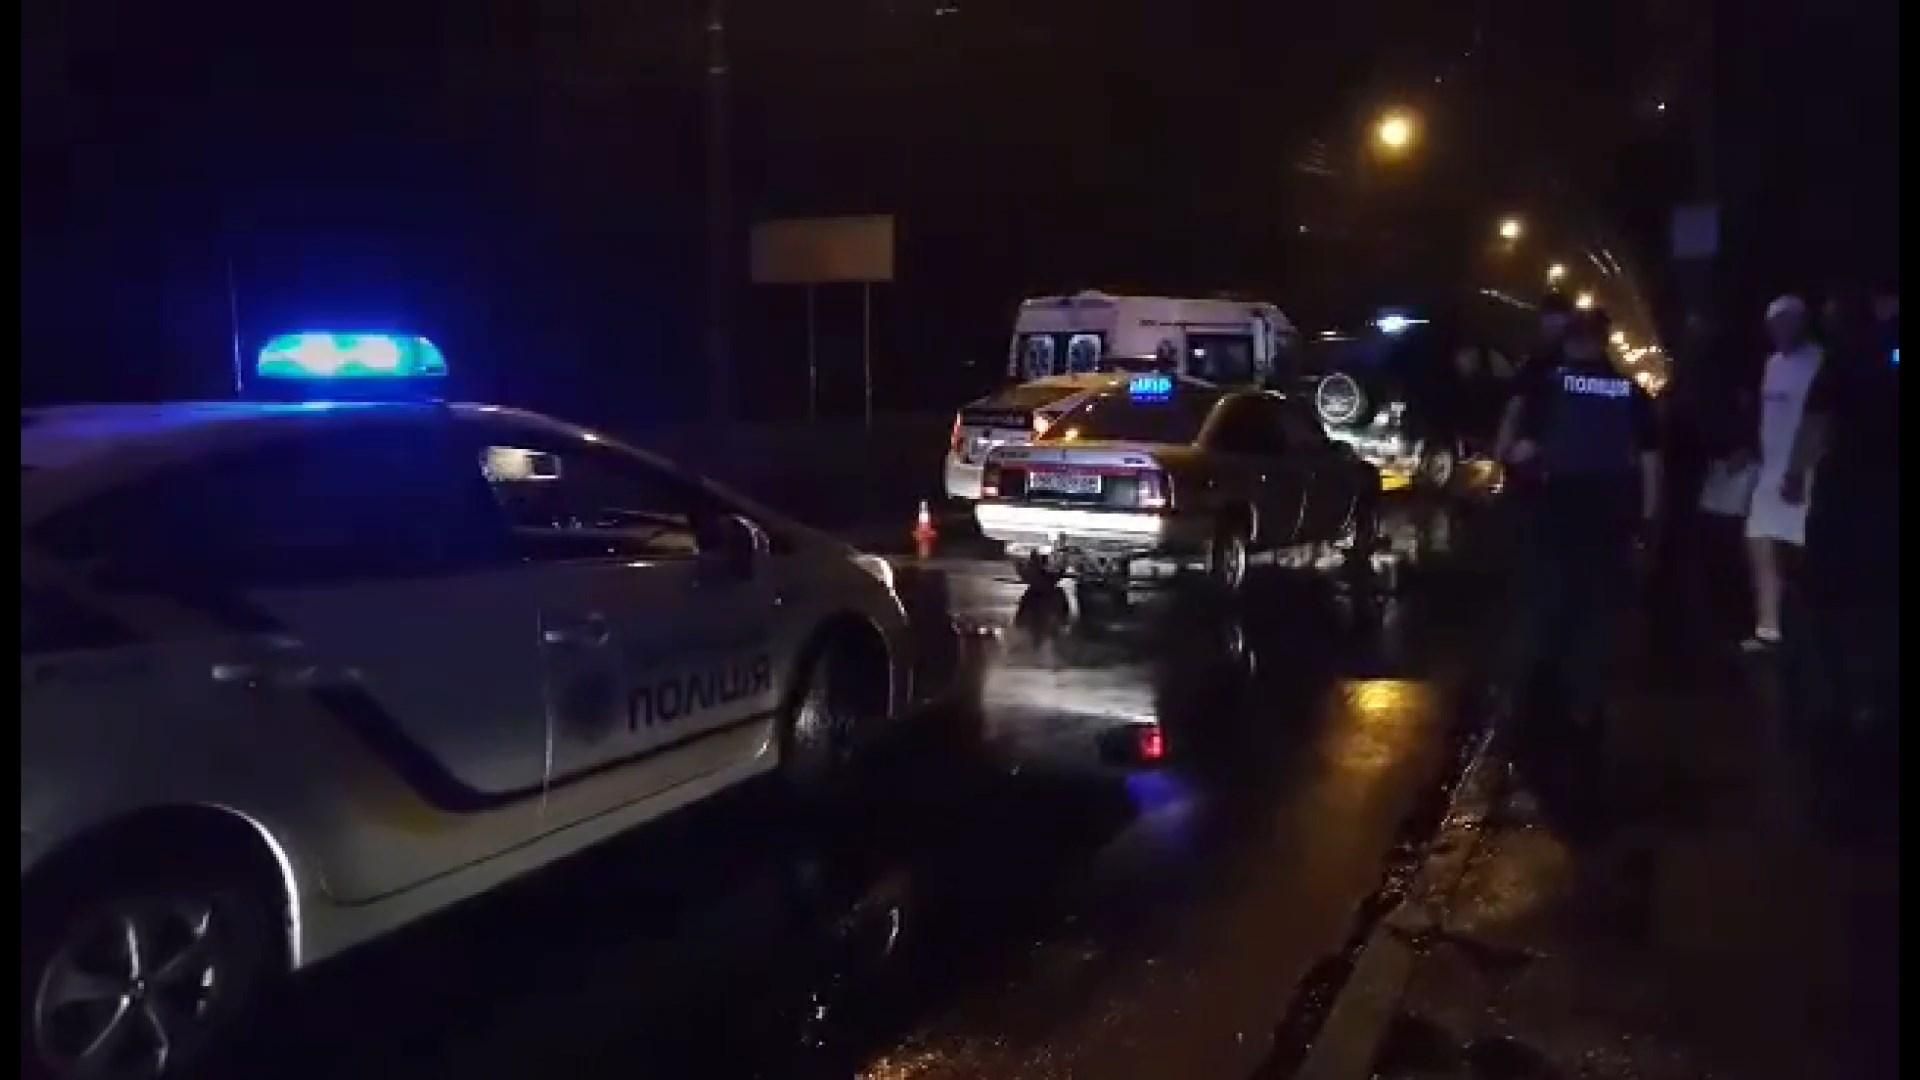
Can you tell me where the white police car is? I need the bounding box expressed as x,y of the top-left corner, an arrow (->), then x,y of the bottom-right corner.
21,333 -> 913,1080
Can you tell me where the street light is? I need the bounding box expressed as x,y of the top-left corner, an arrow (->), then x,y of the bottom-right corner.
1547,263 -> 1567,284
1374,109 -> 1417,156
1575,291 -> 1596,310
1498,217 -> 1524,242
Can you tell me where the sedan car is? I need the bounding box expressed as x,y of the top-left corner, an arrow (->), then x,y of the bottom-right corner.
21,335 -> 915,1080
973,376 -> 1381,593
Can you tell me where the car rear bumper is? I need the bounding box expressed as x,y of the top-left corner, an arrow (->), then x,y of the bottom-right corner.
974,502 -> 1209,558
943,456 -> 983,501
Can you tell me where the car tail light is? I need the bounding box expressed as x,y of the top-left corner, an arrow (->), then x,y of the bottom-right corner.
981,462 -> 1001,498
1136,723 -> 1166,763
949,413 -> 965,455
1137,469 -> 1171,510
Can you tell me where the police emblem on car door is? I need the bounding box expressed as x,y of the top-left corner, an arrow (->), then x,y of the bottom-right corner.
470,424 -> 782,826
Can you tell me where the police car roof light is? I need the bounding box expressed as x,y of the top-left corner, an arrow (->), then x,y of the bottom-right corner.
256,332 -> 449,381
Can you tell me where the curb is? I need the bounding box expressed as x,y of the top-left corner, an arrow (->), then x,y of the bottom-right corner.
1288,719 -> 1507,1080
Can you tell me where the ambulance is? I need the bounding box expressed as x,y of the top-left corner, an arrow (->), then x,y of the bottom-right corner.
943,291 -> 1299,501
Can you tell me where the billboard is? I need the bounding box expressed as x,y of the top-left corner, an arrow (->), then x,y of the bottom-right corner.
749,215 -> 895,285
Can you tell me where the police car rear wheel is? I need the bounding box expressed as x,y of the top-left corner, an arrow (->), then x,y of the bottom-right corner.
23,864 -> 277,1080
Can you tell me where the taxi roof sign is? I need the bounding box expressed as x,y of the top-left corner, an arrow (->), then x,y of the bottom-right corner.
256,333 -> 448,381
1128,374 -> 1174,400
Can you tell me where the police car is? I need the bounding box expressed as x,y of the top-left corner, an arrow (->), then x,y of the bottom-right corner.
974,374 -> 1381,593
21,333 -> 913,1080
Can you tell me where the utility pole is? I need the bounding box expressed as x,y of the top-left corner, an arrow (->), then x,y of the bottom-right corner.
704,0 -> 734,426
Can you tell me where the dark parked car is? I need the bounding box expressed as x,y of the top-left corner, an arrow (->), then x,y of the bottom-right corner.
1290,314 -> 1520,491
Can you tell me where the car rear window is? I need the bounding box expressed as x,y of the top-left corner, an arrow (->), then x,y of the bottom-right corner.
1040,389 -> 1219,446
974,381 -> 1098,414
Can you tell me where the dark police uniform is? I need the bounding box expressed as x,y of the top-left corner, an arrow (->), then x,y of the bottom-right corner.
1496,343 -> 1656,778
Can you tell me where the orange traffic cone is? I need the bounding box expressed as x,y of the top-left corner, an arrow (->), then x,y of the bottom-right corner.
912,500 -> 938,560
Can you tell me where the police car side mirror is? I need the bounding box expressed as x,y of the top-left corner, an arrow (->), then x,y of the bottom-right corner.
703,513 -> 769,581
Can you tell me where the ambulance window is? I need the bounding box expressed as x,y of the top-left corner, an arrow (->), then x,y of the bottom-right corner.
1187,333 -> 1257,384
469,426 -> 710,563
1017,334 -> 1057,379
1065,334 -> 1103,373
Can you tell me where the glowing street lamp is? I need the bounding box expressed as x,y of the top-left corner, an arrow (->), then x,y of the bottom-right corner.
1374,109 -> 1417,156
1547,263 -> 1567,284
1498,217 -> 1524,242
1575,291 -> 1596,310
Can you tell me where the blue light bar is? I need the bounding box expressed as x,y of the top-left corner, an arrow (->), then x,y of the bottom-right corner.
256,333 -> 448,380
1129,374 -> 1174,400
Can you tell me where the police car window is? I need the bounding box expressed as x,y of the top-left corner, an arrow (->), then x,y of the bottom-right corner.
31,422 -> 487,587
475,433 -> 706,562
23,585 -> 139,654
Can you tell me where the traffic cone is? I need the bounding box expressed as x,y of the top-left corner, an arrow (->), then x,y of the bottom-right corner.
912,500 -> 938,560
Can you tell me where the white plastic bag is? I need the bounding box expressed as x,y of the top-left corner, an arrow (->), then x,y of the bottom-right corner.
1699,457 -> 1759,518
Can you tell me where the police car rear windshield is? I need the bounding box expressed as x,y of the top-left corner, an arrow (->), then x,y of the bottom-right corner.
1040,388 -> 1220,445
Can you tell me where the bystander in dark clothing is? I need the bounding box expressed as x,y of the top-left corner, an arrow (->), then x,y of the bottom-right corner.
1493,308 -> 1660,838
1782,290 -> 1899,829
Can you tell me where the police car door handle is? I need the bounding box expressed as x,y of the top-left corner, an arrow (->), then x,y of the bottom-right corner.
543,615 -> 610,648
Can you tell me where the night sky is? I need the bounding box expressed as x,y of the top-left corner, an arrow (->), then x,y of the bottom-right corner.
20,1 -> 1897,423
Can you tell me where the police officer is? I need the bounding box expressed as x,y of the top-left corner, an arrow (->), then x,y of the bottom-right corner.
1493,307 -> 1661,835
1493,290 -> 1575,467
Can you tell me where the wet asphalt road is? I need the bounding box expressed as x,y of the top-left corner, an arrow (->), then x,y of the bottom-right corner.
234,495 -> 1503,1080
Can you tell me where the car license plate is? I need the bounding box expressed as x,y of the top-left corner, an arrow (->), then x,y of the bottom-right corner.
1029,470 -> 1101,495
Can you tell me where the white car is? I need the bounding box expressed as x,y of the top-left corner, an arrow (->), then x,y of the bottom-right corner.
943,372 -> 1129,500
20,334 -> 914,1080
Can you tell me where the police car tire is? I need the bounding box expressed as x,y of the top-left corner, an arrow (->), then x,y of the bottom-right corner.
778,640 -> 868,804
22,852 -> 280,1080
